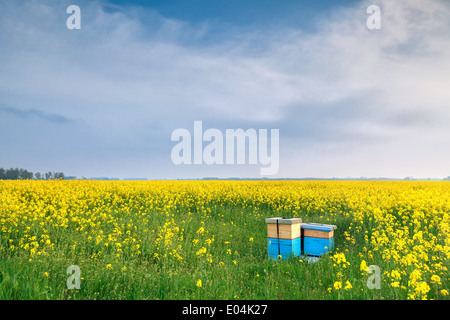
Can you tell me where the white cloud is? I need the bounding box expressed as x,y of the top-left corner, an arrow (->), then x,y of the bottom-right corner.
0,0 -> 449,178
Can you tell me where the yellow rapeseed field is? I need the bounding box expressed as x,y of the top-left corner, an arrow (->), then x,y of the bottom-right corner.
0,180 -> 448,299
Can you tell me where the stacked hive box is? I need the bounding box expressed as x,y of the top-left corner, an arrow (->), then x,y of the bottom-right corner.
266,217 -> 302,260
301,223 -> 337,257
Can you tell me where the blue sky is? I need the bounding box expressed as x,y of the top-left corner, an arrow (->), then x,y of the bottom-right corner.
106,0 -> 360,29
1,0 -> 450,179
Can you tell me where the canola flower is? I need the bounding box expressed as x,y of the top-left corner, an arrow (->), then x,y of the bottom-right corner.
344,281 -> 352,290
333,281 -> 342,290
0,179 -> 448,300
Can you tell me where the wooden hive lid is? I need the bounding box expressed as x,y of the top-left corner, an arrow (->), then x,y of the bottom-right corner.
300,223 -> 337,231
265,217 -> 302,224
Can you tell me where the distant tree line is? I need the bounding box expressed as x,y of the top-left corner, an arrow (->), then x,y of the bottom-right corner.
0,167 -> 65,180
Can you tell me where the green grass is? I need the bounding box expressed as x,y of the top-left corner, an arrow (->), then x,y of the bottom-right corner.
0,189 -> 448,300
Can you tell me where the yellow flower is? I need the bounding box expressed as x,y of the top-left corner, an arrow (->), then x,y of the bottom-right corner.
196,247 -> 207,256
344,281 -> 352,290
333,281 -> 342,290
360,260 -> 368,272
106,264 -> 112,270
430,275 -> 441,285
332,252 -> 347,265
1,178 -> 449,300
43,272 -> 49,277
391,269 -> 401,280
196,279 -> 202,288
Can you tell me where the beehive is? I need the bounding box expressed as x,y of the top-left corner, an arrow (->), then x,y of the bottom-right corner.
267,238 -> 301,260
266,217 -> 302,260
301,223 -> 337,257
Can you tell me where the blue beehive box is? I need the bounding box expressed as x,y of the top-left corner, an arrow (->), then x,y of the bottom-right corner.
303,237 -> 334,256
301,223 -> 337,257
267,237 -> 301,260
266,217 -> 302,260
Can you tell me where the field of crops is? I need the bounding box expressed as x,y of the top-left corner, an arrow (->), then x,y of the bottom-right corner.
0,180 -> 448,300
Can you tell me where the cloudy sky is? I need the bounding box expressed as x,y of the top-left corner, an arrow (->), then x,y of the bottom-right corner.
1,0 -> 449,179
